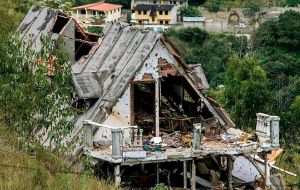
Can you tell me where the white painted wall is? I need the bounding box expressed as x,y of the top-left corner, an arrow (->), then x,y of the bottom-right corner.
232,156 -> 265,183
105,8 -> 122,22
74,8 -> 122,23
93,40 -> 180,143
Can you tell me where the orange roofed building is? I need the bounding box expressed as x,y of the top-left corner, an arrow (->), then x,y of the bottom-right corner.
72,2 -> 122,24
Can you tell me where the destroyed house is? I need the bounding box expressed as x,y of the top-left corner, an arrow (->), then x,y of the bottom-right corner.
17,5 -> 100,63
18,6 -> 283,189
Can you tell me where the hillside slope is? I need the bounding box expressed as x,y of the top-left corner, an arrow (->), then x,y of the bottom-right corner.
0,125 -> 115,190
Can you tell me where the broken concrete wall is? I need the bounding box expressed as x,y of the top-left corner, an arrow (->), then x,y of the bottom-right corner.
59,18 -> 76,62
93,40 -> 177,143
232,155 -> 264,182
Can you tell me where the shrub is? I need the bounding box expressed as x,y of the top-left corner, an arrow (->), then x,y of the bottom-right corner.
180,6 -> 202,17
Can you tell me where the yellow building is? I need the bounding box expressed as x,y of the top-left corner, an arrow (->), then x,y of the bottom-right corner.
133,4 -> 176,25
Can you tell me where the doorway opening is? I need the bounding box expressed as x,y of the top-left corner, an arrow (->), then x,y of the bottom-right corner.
131,81 -> 156,135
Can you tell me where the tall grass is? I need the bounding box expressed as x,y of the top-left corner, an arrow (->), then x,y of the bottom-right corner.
0,123 -> 116,190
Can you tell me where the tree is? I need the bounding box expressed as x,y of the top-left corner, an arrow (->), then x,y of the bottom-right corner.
205,0 -> 222,12
284,0 -> 300,7
165,29 -> 247,87
252,21 -> 278,48
243,3 -> 261,18
224,54 -> 270,130
0,34 -> 78,153
277,10 -> 300,50
281,96 -> 300,148
180,6 -> 202,17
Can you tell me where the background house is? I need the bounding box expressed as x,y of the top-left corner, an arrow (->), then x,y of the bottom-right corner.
133,4 -> 176,24
131,0 -> 187,25
72,2 -> 122,23
131,0 -> 188,10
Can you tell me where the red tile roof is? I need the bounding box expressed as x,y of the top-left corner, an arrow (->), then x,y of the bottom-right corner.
72,2 -> 122,12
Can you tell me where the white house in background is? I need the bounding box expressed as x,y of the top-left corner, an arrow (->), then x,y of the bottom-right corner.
72,2 -> 122,23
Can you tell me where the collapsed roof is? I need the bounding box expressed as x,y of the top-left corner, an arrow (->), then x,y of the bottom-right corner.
17,6 -> 234,152
17,5 -> 100,62
72,22 -> 234,131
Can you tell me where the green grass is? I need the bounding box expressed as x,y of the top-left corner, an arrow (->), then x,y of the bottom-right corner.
0,124 -> 116,190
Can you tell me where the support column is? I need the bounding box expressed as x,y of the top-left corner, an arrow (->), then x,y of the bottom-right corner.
114,165 -> 121,186
265,153 -> 270,190
183,160 -> 187,189
83,120 -> 92,149
141,163 -> 145,172
227,156 -> 233,190
155,78 -> 160,137
156,163 -> 160,184
191,159 -> 196,190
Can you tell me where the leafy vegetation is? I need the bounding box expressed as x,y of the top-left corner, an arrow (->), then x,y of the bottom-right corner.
85,26 -> 104,35
0,124 -> 115,190
204,0 -> 222,12
224,54 -> 270,130
0,34 -> 79,153
0,1 -> 115,188
167,10 -> 300,185
180,6 -> 202,17
165,27 -> 247,87
150,183 -> 169,190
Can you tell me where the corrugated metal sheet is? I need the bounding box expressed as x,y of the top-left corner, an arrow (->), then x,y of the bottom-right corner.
72,23 -> 234,131
72,23 -> 159,99
17,6 -> 58,52
188,64 -> 209,90
17,5 -> 235,153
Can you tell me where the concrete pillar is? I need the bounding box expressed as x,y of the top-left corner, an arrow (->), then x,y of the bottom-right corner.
133,128 -> 138,147
139,129 -> 143,147
265,153 -> 270,189
183,160 -> 187,189
128,129 -> 133,147
85,8 -> 88,19
270,116 -> 280,147
191,159 -> 196,190
83,120 -> 92,149
76,10 -> 79,18
192,123 -> 201,151
155,78 -> 160,137
114,165 -> 121,186
111,128 -> 122,159
227,156 -> 233,190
